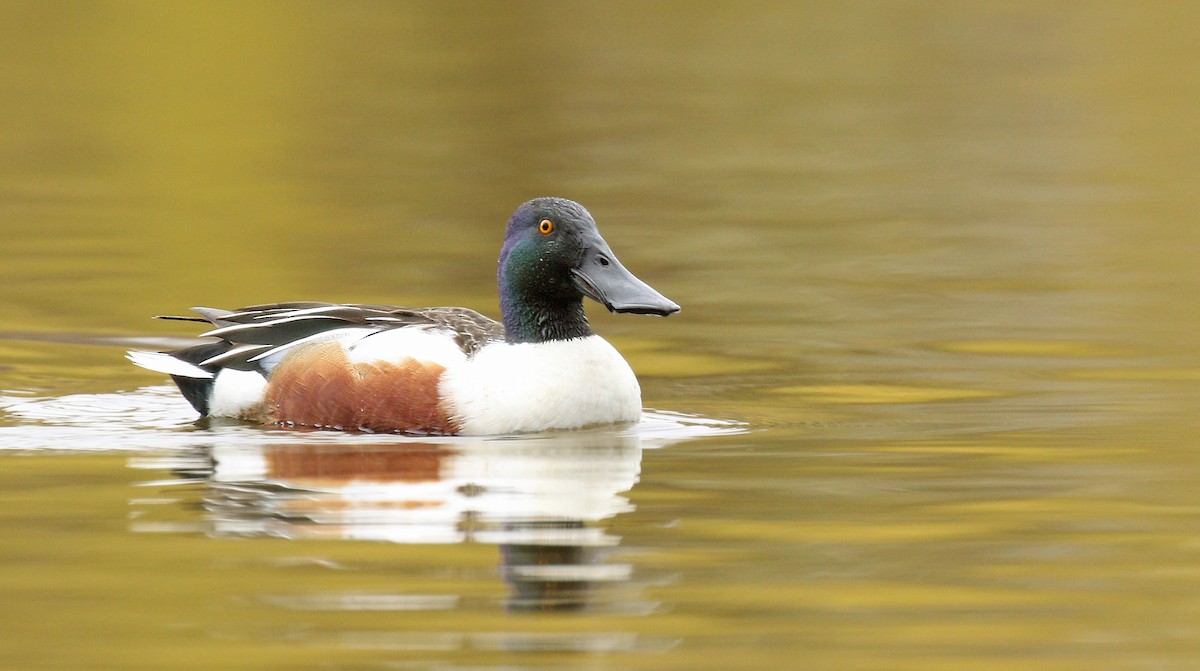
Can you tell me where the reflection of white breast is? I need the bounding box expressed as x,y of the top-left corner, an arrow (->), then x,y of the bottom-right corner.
450,433 -> 643,522
441,335 -> 643,435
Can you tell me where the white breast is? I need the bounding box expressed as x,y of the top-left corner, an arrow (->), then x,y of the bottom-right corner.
440,335 -> 642,435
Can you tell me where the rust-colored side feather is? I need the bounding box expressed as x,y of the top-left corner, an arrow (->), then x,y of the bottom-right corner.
264,341 -> 459,434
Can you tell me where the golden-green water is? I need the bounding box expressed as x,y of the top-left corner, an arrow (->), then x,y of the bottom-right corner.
3,2 -> 1200,669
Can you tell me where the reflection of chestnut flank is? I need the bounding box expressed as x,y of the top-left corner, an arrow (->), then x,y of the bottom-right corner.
264,443 -> 446,485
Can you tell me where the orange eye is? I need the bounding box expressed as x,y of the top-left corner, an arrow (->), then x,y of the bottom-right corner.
538,219 -> 554,235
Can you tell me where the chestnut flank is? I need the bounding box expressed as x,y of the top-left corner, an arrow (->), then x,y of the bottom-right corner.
264,341 -> 458,434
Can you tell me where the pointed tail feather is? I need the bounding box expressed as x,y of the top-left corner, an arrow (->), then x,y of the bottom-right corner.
126,351 -> 214,379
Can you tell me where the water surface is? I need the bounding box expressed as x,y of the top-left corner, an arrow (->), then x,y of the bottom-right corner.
3,3 -> 1200,670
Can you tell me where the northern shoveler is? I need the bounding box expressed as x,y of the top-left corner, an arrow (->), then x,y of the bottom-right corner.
128,197 -> 680,435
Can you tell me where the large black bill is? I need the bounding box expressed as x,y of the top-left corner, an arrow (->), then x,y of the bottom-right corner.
570,243 -> 680,316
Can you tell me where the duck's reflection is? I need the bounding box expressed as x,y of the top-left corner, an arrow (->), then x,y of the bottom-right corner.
137,430 -> 645,612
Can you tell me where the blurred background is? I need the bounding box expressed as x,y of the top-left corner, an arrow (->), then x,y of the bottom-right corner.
3,2 -> 1200,670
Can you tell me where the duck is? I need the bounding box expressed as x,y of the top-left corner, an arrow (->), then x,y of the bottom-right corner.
127,197 -> 680,435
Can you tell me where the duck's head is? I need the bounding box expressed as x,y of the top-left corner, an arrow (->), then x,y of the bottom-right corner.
498,197 -> 680,343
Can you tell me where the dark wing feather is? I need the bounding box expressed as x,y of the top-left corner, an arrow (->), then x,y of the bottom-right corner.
202,315 -> 365,345
156,302 -> 506,373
